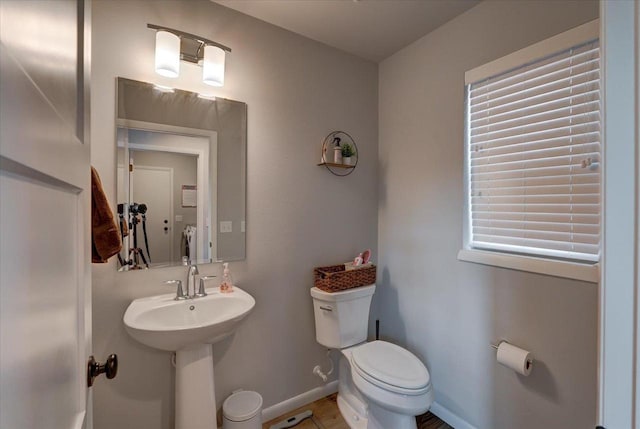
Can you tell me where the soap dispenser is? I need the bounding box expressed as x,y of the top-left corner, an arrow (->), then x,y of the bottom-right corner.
332,137 -> 342,164
220,262 -> 234,293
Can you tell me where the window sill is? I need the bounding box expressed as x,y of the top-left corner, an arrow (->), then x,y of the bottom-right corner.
457,248 -> 599,283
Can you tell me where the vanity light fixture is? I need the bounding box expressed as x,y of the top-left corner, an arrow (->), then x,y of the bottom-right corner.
202,45 -> 225,87
154,30 -> 180,78
148,24 -> 231,86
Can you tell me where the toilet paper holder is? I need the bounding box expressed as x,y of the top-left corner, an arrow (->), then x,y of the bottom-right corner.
490,340 -> 534,367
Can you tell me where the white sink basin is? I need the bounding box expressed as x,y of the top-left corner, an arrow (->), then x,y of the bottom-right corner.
123,287 -> 255,351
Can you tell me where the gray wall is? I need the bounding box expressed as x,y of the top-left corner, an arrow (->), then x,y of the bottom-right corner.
91,1 -> 378,429
377,1 -> 599,428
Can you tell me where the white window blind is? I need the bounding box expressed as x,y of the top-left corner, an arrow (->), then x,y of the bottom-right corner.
466,39 -> 601,262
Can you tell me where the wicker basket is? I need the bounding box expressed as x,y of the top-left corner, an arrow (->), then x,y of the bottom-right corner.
313,263 -> 376,293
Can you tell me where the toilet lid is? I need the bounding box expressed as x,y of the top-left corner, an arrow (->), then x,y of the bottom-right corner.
351,341 -> 430,390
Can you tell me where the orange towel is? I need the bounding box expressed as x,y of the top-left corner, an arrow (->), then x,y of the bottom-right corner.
91,166 -> 122,263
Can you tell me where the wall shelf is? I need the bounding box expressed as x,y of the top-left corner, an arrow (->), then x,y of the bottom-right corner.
316,162 -> 355,169
318,131 -> 358,176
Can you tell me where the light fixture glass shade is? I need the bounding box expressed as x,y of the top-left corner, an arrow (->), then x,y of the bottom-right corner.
155,31 -> 180,78
202,45 -> 225,86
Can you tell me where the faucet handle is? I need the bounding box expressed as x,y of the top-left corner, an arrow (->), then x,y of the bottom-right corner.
164,280 -> 187,300
196,276 -> 216,297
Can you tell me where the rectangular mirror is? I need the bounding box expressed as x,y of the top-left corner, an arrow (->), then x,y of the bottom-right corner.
115,77 -> 246,270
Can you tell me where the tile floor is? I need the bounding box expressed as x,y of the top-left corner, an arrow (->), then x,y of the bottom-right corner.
262,394 -> 452,429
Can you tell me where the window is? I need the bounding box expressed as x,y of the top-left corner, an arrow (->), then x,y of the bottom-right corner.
459,21 -> 601,280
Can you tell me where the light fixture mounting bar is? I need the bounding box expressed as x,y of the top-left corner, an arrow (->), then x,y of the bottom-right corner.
147,23 -> 232,53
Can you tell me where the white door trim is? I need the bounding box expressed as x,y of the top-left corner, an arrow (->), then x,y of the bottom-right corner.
598,1 -> 640,427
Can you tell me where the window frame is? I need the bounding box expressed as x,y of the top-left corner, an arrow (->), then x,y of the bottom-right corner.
458,19 -> 601,283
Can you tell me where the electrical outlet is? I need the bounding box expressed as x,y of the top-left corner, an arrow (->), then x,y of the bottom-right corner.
241,221 -> 246,233
220,221 -> 232,233
175,215 -> 183,222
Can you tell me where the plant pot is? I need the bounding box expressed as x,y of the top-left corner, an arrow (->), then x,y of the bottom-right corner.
343,157 -> 352,165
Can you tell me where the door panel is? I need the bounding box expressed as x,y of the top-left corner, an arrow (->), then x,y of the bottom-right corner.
0,0 -> 79,134
0,166 -> 85,428
0,45 -> 86,187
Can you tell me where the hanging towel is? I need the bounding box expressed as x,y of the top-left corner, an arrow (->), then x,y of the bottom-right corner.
91,166 -> 122,263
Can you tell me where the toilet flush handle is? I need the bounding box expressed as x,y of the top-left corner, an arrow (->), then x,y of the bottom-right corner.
319,305 -> 333,312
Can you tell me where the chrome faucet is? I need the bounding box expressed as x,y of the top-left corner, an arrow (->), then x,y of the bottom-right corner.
187,263 -> 199,298
196,276 -> 216,297
164,280 -> 187,300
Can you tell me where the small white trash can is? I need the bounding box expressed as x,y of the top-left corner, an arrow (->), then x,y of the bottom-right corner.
222,390 -> 263,429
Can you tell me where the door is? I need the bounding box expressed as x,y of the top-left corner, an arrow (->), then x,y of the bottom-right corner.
130,164 -> 174,264
0,1 -> 93,428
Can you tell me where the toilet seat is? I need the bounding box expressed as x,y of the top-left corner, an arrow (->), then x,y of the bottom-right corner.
351,341 -> 431,395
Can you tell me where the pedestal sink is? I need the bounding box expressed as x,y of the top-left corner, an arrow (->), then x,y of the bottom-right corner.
124,287 -> 255,429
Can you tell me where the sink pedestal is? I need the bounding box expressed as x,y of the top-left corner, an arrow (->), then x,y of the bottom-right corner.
175,344 -> 216,429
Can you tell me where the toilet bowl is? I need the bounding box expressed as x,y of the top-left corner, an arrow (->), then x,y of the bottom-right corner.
310,285 -> 434,429
342,341 -> 433,429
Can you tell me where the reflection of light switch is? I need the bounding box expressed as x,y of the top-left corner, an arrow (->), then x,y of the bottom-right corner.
175,215 -> 183,222
241,221 -> 246,233
220,221 -> 232,233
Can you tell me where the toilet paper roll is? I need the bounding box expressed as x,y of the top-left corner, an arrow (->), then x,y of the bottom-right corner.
496,342 -> 533,376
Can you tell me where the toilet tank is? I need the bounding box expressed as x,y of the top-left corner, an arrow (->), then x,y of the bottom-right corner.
310,284 -> 375,349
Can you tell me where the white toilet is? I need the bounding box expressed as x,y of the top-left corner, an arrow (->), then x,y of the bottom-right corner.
310,284 -> 434,429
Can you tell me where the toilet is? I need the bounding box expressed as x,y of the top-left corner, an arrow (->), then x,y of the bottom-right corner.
310,284 -> 434,429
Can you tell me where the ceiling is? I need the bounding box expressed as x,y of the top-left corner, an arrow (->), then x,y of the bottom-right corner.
213,0 -> 480,63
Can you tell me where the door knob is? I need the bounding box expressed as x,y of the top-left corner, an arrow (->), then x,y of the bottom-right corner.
87,354 -> 118,387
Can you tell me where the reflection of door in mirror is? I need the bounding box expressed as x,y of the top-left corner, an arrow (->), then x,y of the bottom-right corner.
130,162 -> 174,264
117,126 -> 217,270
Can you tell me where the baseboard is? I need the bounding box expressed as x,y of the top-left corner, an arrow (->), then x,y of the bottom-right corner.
261,380 -> 339,423
430,401 -> 477,429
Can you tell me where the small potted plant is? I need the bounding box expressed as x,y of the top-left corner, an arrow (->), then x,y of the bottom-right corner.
341,143 -> 355,165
